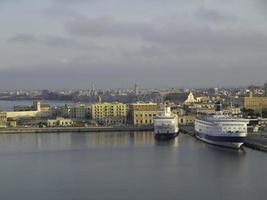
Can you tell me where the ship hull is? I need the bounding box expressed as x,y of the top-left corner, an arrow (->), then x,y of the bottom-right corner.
195,132 -> 246,149
154,132 -> 179,140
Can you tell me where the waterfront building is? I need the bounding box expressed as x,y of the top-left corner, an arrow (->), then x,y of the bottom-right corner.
63,104 -> 90,119
128,102 -> 160,125
91,102 -> 127,125
0,112 -> 7,127
0,101 -> 53,120
47,118 -> 73,127
244,96 -> 267,113
73,104 -> 87,119
13,100 -> 47,112
7,120 -> 17,128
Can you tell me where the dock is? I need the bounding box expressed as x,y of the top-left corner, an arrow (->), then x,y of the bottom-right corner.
244,134 -> 267,152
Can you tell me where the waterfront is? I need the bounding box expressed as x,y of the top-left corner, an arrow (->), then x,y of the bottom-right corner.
0,132 -> 266,200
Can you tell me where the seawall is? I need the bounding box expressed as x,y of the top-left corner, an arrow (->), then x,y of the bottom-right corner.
0,125 -> 154,134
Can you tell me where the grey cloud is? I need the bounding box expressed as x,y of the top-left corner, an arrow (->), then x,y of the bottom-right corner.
65,17 -> 153,38
53,0 -> 96,4
195,7 -> 237,22
43,6 -> 78,18
41,35 -> 82,48
7,33 -> 92,50
142,27 -> 267,51
2,0 -> 267,89
65,16 -> 267,53
7,33 -> 37,43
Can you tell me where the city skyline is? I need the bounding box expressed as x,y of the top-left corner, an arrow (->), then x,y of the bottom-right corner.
1,0 -> 267,89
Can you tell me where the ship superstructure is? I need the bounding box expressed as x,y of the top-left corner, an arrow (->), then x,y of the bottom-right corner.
154,102 -> 179,140
195,102 -> 249,148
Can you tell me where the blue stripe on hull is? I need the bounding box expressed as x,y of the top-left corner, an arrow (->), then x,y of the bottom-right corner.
197,133 -> 246,143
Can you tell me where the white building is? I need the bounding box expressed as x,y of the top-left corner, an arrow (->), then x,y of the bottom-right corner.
185,92 -> 197,104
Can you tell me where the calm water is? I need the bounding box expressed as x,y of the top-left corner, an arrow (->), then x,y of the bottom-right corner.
0,132 -> 266,200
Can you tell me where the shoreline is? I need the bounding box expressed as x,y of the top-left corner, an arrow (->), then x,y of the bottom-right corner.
0,125 -> 154,134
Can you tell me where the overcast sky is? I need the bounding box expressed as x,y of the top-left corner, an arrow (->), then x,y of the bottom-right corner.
0,0 -> 267,89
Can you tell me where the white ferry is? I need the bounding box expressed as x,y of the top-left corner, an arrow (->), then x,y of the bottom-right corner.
154,102 -> 179,140
195,102 -> 249,148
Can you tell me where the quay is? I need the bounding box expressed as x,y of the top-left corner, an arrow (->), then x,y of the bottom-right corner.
244,134 -> 267,152
180,125 -> 267,152
0,125 -> 154,134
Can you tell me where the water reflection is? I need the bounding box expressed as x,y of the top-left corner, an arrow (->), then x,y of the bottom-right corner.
0,132 -> 160,153
154,137 -> 179,147
0,132 -> 252,154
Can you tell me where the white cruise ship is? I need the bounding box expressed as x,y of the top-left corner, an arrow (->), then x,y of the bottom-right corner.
154,102 -> 179,140
195,102 -> 249,148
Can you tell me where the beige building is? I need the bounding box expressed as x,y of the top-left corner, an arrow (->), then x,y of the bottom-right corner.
244,97 -> 267,112
7,120 -> 17,128
63,104 -> 90,119
0,112 -> 7,127
0,101 -> 53,120
128,102 -> 160,125
177,114 -> 195,125
47,118 -> 73,127
196,107 -> 241,115
196,96 -> 209,103
91,102 -> 127,125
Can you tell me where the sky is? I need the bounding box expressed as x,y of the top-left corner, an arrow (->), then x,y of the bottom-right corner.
0,0 -> 267,89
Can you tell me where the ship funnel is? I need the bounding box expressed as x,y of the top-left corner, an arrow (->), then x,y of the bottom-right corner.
215,101 -> 222,112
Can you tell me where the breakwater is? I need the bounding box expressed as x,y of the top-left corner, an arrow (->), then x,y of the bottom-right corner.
0,125 -> 154,134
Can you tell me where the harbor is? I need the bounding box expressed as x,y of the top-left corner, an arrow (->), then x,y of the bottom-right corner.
0,131 -> 266,200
